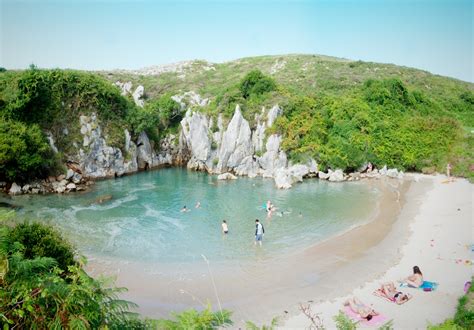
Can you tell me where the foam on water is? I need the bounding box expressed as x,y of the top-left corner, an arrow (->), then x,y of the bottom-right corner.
9,168 -> 379,265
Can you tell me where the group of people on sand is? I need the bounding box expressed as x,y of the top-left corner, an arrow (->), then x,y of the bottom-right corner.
345,266 -> 424,321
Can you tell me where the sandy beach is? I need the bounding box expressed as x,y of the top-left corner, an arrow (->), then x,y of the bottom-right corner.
282,174 -> 473,329
84,174 -> 472,328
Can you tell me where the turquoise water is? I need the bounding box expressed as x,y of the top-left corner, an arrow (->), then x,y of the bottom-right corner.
8,168 -> 378,264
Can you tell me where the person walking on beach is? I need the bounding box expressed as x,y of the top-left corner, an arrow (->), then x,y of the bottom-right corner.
255,219 -> 264,246
222,220 -> 228,234
446,163 -> 452,181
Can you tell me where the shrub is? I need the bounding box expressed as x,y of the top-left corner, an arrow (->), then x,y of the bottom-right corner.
156,305 -> 232,329
0,222 -> 139,329
0,119 -> 54,182
239,70 -> 276,99
8,222 -> 75,272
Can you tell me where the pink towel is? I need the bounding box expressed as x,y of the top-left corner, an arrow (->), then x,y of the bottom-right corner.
344,306 -> 388,326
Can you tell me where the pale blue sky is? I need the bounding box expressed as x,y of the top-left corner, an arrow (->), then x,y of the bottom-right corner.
1,0 -> 473,82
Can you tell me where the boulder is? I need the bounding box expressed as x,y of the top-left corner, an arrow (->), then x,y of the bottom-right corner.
66,169 -> 75,180
9,183 -> 22,195
31,188 -> 40,194
386,168 -> 399,178
328,169 -> 345,182
57,174 -> 66,181
217,172 -> 237,180
66,183 -> 76,191
318,171 -> 330,180
274,168 -> 292,189
21,184 -> 31,193
72,172 -> 82,184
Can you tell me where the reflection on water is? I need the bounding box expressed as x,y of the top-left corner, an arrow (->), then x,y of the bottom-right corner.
7,168 -> 378,264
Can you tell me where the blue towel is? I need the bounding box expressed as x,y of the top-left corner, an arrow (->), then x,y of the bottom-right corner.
400,281 -> 438,291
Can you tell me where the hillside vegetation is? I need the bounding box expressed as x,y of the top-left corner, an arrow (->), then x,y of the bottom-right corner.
0,55 -> 472,183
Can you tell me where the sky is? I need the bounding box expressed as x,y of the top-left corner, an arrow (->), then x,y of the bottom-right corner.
1,0 -> 473,82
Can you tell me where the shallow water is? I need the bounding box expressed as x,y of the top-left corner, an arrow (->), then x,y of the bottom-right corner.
8,168 -> 378,265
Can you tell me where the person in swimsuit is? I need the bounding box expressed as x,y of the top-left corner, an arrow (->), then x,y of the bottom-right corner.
255,219 -> 264,246
221,220 -> 228,234
380,282 -> 411,304
404,266 -> 423,287
344,297 -> 378,321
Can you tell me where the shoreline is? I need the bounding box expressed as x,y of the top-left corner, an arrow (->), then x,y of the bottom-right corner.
283,174 -> 472,328
85,176 -> 415,325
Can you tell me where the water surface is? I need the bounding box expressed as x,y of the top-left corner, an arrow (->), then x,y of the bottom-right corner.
9,168 -> 379,265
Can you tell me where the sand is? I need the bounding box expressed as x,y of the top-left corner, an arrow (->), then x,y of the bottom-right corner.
85,174 -> 473,329
282,174 -> 473,329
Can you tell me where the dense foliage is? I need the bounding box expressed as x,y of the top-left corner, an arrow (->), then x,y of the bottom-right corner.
127,93 -> 182,143
271,78 -> 463,173
0,221 -> 141,328
0,68 -> 137,182
0,119 -> 55,181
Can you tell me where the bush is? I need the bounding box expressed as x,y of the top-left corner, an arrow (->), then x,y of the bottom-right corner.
0,221 -> 139,329
0,119 -> 54,182
156,306 -> 232,329
239,70 -> 276,99
8,222 -> 75,272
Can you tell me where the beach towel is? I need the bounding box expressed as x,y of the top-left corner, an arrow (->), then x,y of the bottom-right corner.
373,289 -> 395,303
400,281 -> 438,291
343,306 -> 387,326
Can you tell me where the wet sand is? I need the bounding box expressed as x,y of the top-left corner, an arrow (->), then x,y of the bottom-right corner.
85,176 -> 416,326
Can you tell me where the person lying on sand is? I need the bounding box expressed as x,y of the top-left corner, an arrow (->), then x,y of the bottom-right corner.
379,282 -> 412,304
403,265 -> 423,288
344,297 -> 378,321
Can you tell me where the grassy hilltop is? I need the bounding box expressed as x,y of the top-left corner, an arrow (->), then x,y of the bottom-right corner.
0,54 -> 473,182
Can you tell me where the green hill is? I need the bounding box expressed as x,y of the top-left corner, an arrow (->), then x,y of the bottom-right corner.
0,55 -> 473,183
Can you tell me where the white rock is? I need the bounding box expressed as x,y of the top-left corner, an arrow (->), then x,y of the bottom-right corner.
9,183 -> 22,195
132,85 -> 145,107
267,104 -> 282,127
217,172 -> 237,180
66,183 -> 76,190
318,171 -> 330,180
217,105 -> 253,173
137,132 -> 153,170
66,169 -> 74,180
274,168 -> 292,189
386,168 -> 399,178
72,172 -> 82,184
328,169 -> 345,182
21,184 -> 30,193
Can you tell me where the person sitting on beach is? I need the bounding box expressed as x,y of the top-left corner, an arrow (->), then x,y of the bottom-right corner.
221,220 -> 228,234
344,297 -> 378,321
403,266 -> 423,288
379,282 -> 412,304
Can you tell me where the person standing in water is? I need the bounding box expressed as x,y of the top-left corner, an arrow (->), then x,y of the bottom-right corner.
221,220 -> 228,234
255,219 -> 264,246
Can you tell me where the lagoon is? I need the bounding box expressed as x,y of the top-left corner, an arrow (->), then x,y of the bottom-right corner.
11,168 -> 378,266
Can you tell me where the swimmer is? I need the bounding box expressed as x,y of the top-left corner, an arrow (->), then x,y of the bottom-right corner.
221,220 -> 228,234
195,201 -> 201,208
180,205 -> 190,212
